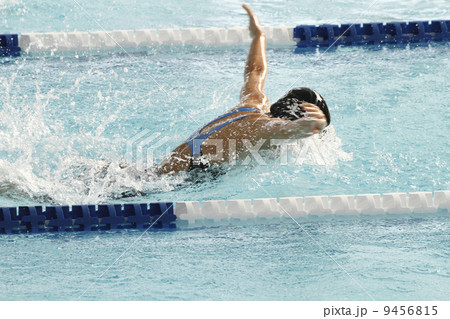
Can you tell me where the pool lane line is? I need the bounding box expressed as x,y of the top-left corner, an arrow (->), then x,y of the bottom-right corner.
1,191 -> 448,234
6,21 -> 450,56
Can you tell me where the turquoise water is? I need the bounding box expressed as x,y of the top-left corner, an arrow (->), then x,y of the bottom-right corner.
1,0 -> 450,300
2,0 -> 449,33
1,215 -> 449,301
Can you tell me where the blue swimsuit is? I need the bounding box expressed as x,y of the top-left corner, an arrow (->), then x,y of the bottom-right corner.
186,107 -> 259,169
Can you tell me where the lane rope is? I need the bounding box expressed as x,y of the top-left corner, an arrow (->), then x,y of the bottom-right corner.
1,20 -> 448,56
1,190 -> 448,233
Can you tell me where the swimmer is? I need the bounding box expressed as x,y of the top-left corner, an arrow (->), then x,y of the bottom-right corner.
158,4 -> 330,174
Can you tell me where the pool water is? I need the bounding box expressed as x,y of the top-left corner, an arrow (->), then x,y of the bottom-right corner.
0,214 -> 449,301
2,0 -> 449,33
1,0 -> 449,300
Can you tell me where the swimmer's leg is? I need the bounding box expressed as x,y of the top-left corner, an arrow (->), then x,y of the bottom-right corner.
239,4 -> 269,112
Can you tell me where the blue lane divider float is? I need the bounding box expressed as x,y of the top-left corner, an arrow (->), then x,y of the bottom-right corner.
0,34 -> 21,57
294,20 -> 449,49
1,20 -> 448,57
0,203 -> 176,234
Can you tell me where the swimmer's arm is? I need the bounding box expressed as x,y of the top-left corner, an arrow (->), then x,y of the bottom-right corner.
256,103 -> 327,139
157,143 -> 191,174
240,4 -> 268,108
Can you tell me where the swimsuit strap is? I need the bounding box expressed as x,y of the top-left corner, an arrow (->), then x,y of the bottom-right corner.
186,107 -> 259,157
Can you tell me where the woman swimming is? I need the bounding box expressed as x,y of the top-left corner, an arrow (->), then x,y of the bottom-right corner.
157,4 -> 330,174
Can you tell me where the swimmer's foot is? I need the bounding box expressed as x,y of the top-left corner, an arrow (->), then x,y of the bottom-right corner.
242,4 -> 263,37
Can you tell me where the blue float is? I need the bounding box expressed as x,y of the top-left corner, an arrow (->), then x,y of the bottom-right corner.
72,205 -> 98,231
361,23 -> 384,44
294,20 -> 450,50
0,207 -> 20,234
98,204 -> 124,230
123,203 -> 151,230
0,201 -> 177,234
18,206 -> 46,233
46,206 -> 73,232
0,34 -> 20,57
150,202 -> 176,228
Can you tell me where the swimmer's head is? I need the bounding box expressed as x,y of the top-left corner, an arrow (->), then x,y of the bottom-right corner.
270,87 -> 330,126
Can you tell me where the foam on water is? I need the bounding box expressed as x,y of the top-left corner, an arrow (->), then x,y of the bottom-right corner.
0,85 -> 184,204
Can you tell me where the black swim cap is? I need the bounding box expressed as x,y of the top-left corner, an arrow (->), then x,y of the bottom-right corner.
270,87 -> 330,125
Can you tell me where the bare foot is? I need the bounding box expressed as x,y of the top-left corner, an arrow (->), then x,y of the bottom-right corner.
242,4 -> 263,37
